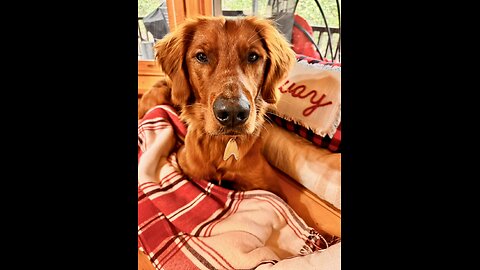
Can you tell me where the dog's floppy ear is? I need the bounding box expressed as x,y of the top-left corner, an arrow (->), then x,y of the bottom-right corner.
253,18 -> 296,104
154,21 -> 196,107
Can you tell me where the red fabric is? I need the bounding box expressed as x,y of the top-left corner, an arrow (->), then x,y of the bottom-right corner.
291,14 -> 321,60
270,114 -> 341,153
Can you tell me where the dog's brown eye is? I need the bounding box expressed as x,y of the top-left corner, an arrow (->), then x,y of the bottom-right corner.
247,53 -> 259,63
195,52 -> 208,63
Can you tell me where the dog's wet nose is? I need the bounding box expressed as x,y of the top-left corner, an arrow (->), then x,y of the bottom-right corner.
213,96 -> 250,127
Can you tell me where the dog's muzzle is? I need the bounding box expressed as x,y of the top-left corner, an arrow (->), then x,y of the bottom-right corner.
213,94 -> 250,128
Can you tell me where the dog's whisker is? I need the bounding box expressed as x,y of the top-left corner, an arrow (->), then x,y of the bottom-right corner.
247,32 -> 259,43
263,113 -> 273,124
248,37 -> 263,46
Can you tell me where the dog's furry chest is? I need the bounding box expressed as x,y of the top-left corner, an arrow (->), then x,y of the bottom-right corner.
177,132 -> 267,187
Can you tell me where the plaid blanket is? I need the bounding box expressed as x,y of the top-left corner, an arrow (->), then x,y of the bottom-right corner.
269,113 -> 341,153
138,105 -> 341,270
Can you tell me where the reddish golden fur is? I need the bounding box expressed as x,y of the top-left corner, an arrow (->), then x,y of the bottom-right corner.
138,16 -> 295,198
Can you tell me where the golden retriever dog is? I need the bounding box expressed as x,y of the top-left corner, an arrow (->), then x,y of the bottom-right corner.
138,16 -> 296,198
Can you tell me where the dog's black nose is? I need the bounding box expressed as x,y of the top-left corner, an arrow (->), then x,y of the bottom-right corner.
213,95 -> 250,127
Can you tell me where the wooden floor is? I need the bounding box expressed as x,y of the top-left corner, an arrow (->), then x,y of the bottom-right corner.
138,60 -> 164,97
138,250 -> 156,270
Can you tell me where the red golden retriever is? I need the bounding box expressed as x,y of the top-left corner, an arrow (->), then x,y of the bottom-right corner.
139,16 -> 296,198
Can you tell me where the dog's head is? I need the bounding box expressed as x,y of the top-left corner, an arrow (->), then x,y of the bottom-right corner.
155,16 -> 295,136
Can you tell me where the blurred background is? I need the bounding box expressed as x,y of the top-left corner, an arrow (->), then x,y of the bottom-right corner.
138,0 -> 341,62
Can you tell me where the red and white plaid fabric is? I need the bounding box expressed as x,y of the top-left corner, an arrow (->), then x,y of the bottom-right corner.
138,105 -> 340,270
268,114 -> 341,153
